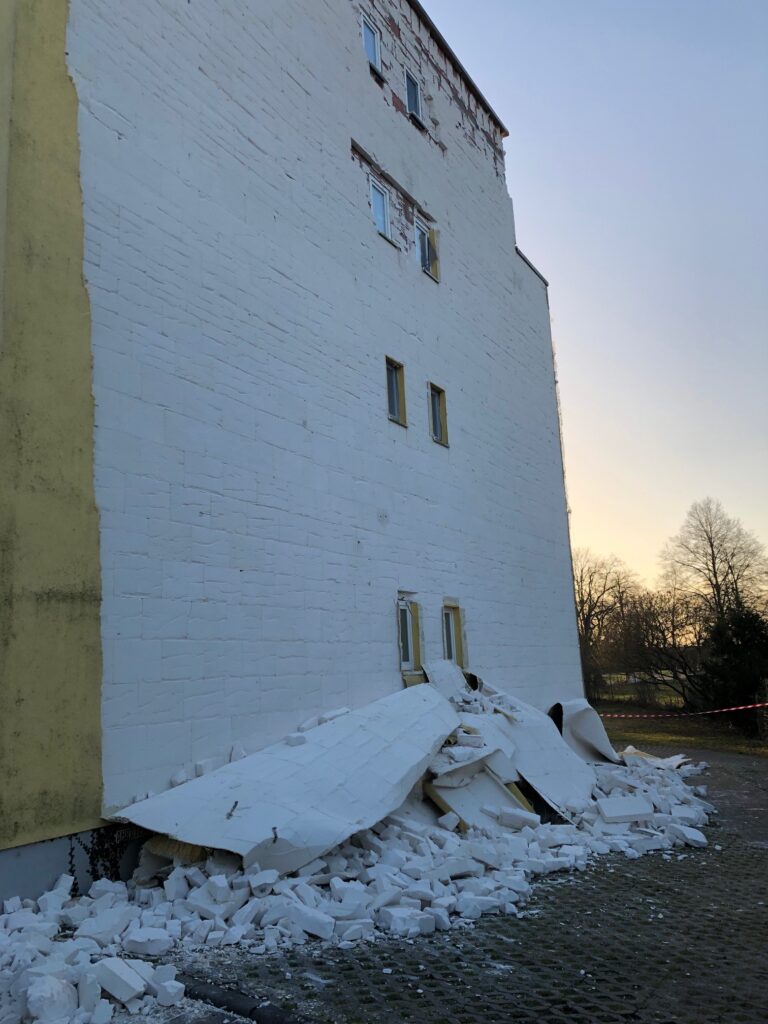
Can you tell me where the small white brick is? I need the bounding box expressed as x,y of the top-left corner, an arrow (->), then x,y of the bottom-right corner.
122,927 -> 174,956
93,958 -> 146,1004
156,979 -> 185,1006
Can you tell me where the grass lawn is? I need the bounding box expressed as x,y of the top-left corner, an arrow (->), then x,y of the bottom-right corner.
596,698 -> 768,757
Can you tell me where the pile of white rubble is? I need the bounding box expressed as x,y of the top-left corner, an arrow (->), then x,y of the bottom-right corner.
1,676 -> 714,1024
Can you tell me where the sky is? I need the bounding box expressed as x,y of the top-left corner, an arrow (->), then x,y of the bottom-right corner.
426,0 -> 768,583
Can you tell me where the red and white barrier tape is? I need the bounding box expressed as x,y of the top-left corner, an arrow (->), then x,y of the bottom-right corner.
600,701 -> 768,719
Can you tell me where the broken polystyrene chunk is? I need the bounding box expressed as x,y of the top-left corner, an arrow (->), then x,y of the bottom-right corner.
297,715 -> 320,733
74,906 -> 139,946
597,795 -> 654,824
437,811 -> 460,831
91,1000 -> 114,1024
285,903 -> 335,939
122,927 -> 174,956
77,972 -> 102,1013
116,686 -> 459,875
163,867 -> 189,901
155,980 -> 185,1006
93,958 -> 146,1004
26,976 -> 79,1021
621,746 -> 689,770
668,823 -> 708,848
497,807 -> 541,830
377,906 -> 435,936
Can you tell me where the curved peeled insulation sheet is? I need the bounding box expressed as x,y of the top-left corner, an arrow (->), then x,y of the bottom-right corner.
481,685 -> 597,814
554,698 -> 621,764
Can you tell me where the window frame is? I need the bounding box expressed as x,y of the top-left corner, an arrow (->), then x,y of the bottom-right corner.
398,599 -> 415,671
442,603 -> 465,667
361,14 -> 382,74
397,596 -> 422,683
404,68 -> 425,127
429,382 -> 448,447
415,217 -> 439,281
385,357 -> 407,427
370,177 -> 391,239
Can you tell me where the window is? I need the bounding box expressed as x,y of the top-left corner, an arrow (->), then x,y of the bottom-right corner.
405,70 -> 423,123
398,600 -> 414,669
370,178 -> 390,237
429,383 -> 448,446
386,358 -> 407,426
443,604 -> 465,667
362,15 -> 381,72
415,219 -> 439,280
397,596 -> 421,676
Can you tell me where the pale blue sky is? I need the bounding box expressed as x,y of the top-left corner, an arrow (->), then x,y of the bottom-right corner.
427,0 -> 768,581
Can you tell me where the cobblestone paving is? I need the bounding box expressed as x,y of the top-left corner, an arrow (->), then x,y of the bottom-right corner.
175,749 -> 768,1024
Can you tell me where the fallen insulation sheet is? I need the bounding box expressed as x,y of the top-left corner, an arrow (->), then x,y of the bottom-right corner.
482,685 -> 597,814
427,767 -> 532,833
551,698 -> 621,764
115,686 -> 459,875
423,659 -> 473,701
621,746 -> 689,769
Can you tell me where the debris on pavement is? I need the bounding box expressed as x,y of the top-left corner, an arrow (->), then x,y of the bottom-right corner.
116,686 -> 459,874
1,675 -> 716,1024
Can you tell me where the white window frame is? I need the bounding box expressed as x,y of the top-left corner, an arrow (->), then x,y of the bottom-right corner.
415,219 -> 427,270
370,177 -> 391,238
415,218 -> 431,273
398,599 -> 415,670
361,14 -> 381,72
404,68 -> 424,124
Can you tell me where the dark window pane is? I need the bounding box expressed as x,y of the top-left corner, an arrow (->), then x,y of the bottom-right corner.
417,227 -> 430,271
406,72 -> 420,117
399,606 -> 411,663
431,387 -> 442,441
444,610 -> 454,660
387,363 -> 399,419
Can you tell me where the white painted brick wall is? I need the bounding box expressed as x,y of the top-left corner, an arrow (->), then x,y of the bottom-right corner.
67,0 -> 583,812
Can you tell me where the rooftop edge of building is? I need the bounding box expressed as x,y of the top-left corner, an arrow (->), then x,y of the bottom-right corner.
406,0 -> 509,138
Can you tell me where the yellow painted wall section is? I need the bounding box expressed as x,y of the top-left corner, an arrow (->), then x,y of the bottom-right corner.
0,0 -> 103,849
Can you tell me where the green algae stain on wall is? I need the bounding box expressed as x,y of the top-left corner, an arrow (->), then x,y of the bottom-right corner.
0,0 -> 103,848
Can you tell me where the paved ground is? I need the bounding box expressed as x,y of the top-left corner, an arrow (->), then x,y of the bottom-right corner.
165,747 -> 768,1024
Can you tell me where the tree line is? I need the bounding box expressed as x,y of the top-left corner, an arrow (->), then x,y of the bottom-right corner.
573,498 -> 768,735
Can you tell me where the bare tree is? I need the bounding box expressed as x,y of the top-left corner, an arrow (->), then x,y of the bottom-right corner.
661,498 -> 768,621
572,549 -> 636,697
630,585 -> 710,708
